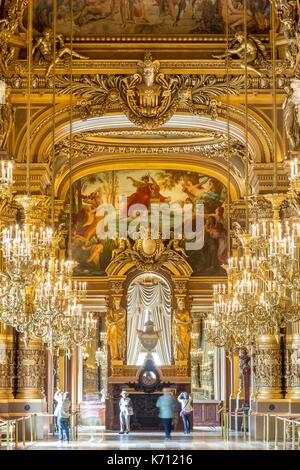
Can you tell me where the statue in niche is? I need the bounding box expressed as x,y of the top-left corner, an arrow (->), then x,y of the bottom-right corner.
283,84 -> 300,151
106,297 -> 126,362
32,29 -> 89,77
174,297 -> 191,362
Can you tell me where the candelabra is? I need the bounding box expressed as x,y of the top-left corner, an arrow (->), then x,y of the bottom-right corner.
32,258 -> 88,348
95,332 -> 107,367
0,222 -> 54,334
0,159 -> 13,197
290,157 -> 300,195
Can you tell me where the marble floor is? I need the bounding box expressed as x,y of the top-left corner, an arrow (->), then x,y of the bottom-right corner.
27,427 -> 270,450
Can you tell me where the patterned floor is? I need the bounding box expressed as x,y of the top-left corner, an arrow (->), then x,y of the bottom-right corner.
28,427 -> 268,450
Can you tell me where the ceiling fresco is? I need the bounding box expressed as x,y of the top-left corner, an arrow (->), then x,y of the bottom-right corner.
33,0 -> 270,37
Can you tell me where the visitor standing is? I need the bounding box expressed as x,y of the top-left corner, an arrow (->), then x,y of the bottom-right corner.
119,390 -> 134,435
156,388 -> 176,441
178,392 -> 193,434
56,391 -> 71,444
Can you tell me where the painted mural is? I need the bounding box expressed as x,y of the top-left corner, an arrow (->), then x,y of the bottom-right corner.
71,169 -> 227,276
33,1 -> 270,36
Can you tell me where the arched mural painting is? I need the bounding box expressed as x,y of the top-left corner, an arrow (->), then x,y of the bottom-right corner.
71,168 -> 228,276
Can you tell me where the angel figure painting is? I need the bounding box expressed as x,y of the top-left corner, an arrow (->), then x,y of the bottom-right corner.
70,169 -> 227,276
33,0 -> 270,37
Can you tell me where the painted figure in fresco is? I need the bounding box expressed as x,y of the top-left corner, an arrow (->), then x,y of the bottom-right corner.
207,206 -> 227,265
73,189 -> 105,245
182,177 -> 224,214
174,298 -> 191,361
126,174 -> 168,212
75,0 -> 112,26
218,0 -> 252,31
106,298 -> 126,361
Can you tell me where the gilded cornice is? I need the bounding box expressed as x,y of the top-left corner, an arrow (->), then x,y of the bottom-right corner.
6,68 -> 290,89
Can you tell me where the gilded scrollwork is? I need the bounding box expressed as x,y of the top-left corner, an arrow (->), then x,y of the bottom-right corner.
56,53 -> 245,129
106,233 -> 190,273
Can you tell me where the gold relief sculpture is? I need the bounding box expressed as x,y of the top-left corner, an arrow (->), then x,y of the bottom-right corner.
0,87 -> 15,152
32,29 -> 89,77
276,0 -> 300,76
213,33 -> 270,76
166,239 -> 188,258
174,297 -> 191,362
254,335 -> 283,400
56,53 -> 245,129
106,231 -> 190,273
111,235 -> 132,260
0,333 -> 14,399
285,333 -> 300,399
283,83 -> 300,151
17,339 -> 46,399
0,0 -> 28,75
106,297 -> 126,362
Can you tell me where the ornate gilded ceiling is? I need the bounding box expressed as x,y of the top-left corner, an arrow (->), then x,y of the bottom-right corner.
0,0 -> 295,201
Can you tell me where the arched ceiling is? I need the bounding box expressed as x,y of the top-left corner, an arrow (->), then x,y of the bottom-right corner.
13,107 -> 280,200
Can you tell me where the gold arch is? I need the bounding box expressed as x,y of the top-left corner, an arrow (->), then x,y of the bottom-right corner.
15,108 -> 275,166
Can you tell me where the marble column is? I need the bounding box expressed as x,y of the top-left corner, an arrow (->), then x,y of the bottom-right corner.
255,334 -> 283,400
